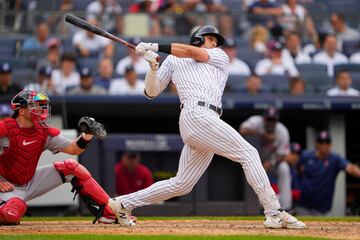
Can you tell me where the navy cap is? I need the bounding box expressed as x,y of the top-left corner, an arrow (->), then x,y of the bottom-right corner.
0,104 -> 12,117
263,107 -> 279,121
125,65 -> 135,73
38,65 -> 52,77
223,37 -> 236,48
316,130 -> 332,143
290,142 -> 302,154
0,62 -> 12,74
80,67 -> 92,78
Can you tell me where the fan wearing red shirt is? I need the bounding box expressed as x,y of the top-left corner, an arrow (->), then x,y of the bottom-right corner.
115,152 -> 154,195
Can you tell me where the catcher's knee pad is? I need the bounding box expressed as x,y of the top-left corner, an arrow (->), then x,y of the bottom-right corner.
54,159 -> 114,224
0,198 -> 27,225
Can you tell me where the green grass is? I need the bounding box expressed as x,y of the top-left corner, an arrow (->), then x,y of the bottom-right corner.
21,216 -> 360,222
0,235 -> 325,240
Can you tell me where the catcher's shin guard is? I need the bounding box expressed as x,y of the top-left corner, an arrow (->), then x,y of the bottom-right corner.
0,198 -> 27,225
54,159 -> 116,224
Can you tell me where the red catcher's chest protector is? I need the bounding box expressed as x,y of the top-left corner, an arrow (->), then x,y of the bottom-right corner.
0,118 -> 59,185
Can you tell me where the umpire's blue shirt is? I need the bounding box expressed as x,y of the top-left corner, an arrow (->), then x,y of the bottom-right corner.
298,150 -> 349,213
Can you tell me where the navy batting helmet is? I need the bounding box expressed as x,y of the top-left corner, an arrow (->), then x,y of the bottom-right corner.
190,26 -> 225,47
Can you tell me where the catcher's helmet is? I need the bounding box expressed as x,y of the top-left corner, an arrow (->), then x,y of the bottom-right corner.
11,90 -> 51,127
190,26 -> 225,47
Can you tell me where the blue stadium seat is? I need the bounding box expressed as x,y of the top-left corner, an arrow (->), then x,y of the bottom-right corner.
73,0 -> 93,11
334,64 -> 360,75
226,75 -> 248,92
12,68 -> 36,87
0,38 -> 16,56
297,63 -> 332,93
261,74 -> 290,93
328,0 -> 359,14
236,49 -> 263,69
343,41 -> 360,57
0,58 -> 29,69
350,72 -> 360,89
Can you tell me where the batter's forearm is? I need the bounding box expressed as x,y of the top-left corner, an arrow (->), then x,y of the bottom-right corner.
167,43 -> 209,62
144,69 -> 161,99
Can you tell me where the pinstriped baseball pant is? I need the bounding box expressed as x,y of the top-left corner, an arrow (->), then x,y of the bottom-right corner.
119,103 -> 281,215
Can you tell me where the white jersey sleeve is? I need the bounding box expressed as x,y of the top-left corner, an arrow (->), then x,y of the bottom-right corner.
157,56 -> 175,92
240,116 -> 263,133
275,123 -> 290,156
204,48 -> 229,71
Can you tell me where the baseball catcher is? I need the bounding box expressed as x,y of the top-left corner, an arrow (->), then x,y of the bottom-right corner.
0,90 -> 116,225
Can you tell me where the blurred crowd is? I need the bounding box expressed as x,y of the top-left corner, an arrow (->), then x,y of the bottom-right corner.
1,0 -> 360,98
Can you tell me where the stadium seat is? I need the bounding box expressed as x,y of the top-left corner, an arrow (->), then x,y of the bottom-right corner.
261,74 -> 290,93
350,72 -> 360,89
328,0 -> 359,14
236,49 -> 263,69
73,0 -> 93,11
12,68 -> 36,87
0,38 -> 16,56
226,75 -> 248,92
0,58 -> 29,69
334,64 -> 360,75
343,41 -> 360,57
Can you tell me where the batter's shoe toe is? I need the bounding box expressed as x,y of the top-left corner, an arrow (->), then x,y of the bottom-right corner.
108,198 -> 136,227
263,210 -> 306,229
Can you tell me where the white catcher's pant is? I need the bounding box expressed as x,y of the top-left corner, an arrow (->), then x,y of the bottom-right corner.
119,102 -> 281,215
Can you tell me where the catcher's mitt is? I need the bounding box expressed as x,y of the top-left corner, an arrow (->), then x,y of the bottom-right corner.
78,116 -> 107,140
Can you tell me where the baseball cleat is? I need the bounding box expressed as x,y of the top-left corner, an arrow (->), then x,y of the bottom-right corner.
108,198 -> 136,227
263,210 -> 306,229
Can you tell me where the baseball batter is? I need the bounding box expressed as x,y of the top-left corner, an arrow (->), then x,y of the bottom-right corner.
0,90 -> 115,225
108,26 -> 306,229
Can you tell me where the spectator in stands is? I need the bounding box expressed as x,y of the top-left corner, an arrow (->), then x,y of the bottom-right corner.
330,13 -> 360,50
289,77 -> 306,96
47,0 -> 75,37
115,152 -> 154,195
86,0 -> 122,31
255,40 -> 299,77
109,65 -> 145,95
313,35 -> 348,77
0,104 -> 12,120
282,32 -> 311,65
51,52 -> 80,95
249,25 -> 269,53
243,75 -> 264,95
280,0 -> 318,43
240,107 -> 293,210
116,38 -> 149,76
128,0 -> 161,36
223,38 -> 251,76
247,0 -> 282,26
23,65 -> 55,95
0,62 -> 22,96
110,15 -> 124,36
36,37 -> 62,71
297,131 -> 360,215
327,71 -> 359,97
72,17 -> 114,58
349,51 -> 360,64
68,67 -> 106,95
94,58 -> 114,90
21,21 -> 49,52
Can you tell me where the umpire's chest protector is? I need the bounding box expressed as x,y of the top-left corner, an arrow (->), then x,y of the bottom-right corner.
0,118 -> 58,185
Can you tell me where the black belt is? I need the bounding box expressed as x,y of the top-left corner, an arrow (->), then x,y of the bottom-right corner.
180,101 -> 222,116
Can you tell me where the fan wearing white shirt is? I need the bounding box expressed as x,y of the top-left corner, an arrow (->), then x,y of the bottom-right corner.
282,32 -> 311,65
116,38 -> 149,76
327,71 -> 360,96
86,0 -> 122,31
72,17 -> 114,58
51,52 -> 80,95
109,65 -> 145,95
223,38 -> 251,76
255,40 -> 299,77
349,52 -> 360,64
313,35 -> 348,77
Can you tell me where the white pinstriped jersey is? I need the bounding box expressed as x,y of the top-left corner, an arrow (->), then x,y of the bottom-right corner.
157,48 -> 229,107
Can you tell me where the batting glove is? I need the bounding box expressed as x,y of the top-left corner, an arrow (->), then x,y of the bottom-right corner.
135,42 -> 158,55
144,50 -> 159,70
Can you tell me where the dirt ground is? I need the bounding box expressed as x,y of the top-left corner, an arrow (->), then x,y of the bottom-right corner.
1,220 -> 360,239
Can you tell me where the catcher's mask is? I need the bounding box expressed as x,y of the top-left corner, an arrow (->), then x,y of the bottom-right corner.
11,90 -> 51,128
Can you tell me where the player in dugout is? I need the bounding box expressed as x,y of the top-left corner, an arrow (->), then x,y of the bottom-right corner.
0,90 -> 117,225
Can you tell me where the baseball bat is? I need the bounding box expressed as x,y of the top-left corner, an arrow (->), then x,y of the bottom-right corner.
65,14 -> 136,49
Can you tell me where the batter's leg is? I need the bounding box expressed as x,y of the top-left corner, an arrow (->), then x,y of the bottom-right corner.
277,161 -> 292,210
114,144 -> 214,211
180,111 -> 281,215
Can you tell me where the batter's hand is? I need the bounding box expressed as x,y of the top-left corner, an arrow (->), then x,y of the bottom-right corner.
0,181 -> 14,192
144,50 -> 159,70
135,42 -> 158,55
